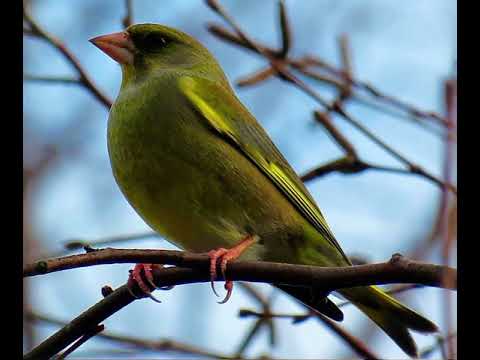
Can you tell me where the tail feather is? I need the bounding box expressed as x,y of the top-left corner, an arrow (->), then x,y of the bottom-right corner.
276,284 -> 344,321
340,285 -> 438,357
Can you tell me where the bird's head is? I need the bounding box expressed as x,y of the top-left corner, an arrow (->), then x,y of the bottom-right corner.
90,23 -> 222,82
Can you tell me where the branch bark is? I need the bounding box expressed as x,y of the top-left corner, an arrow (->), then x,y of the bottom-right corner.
25,250 -> 454,359
24,249 -> 457,291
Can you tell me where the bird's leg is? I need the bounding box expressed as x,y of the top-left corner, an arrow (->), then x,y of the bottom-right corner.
208,235 -> 257,304
127,263 -> 167,303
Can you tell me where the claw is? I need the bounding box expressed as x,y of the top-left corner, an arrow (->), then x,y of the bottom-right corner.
159,285 -> 175,291
128,263 -> 166,302
147,293 -> 162,303
218,281 -> 233,304
207,235 -> 258,304
208,248 -> 228,297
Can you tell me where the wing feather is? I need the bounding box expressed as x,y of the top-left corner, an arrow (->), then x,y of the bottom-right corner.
178,76 -> 348,260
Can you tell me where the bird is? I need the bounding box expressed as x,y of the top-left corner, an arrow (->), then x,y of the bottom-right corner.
90,23 -> 438,357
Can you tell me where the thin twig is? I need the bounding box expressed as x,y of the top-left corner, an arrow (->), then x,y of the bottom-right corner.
239,309 -> 378,359
63,232 -> 160,251
24,285 -> 135,360
29,312 -> 237,359
314,111 -> 356,156
236,284 -> 276,355
277,0 -> 291,58
419,332 -> 457,358
207,23 -> 448,128
23,4 -> 112,108
442,77 -> 457,359
23,74 -> 81,84
122,0 -> 133,28
205,0 -> 456,195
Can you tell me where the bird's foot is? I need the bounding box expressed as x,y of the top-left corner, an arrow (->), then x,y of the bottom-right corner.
127,263 -> 168,302
208,235 -> 257,304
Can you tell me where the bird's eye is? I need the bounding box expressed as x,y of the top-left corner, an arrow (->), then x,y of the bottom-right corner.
141,33 -> 168,51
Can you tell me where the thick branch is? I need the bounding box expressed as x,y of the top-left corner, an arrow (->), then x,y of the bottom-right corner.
28,311 -> 238,359
24,249 -> 456,291
23,285 -> 135,360
24,251 -> 454,359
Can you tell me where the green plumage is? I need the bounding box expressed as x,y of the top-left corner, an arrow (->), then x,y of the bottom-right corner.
103,23 -> 437,357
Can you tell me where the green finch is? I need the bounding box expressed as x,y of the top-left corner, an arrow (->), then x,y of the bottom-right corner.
90,23 -> 437,357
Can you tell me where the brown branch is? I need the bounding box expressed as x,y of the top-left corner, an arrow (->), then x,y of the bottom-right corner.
300,155 -> 423,181
204,1 -> 456,195
207,22 -> 447,128
24,251 -> 452,359
338,34 -> 353,100
28,312 -> 238,359
56,324 -> 104,359
122,0 -> 133,28
240,309 -> 378,359
235,284 -> 276,355
24,285 -> 135,360
23,4 -> 112,109
314,111 -> 356,156
23,74 -> 81,84
419,332 -> 457,358
236,66 -> 276,87
24,249 -> 457,291
62,231 -> 160,251
240,284 -> 425,322
442,77 -> 457,359
277,0 -> 291,58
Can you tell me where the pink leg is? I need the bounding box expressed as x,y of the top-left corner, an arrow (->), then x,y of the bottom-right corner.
128,263 -> 162,302
208,235 -> 257,304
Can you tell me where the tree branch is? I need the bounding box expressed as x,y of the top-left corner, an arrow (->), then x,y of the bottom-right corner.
205,0 -> 456,194
24,249 -> 456,292
28,311 -> 238,359
23,3 -> 112,109
24,250 -> 453,359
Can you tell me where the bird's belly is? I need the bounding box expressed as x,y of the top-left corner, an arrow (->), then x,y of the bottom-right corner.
108,109 -> 305,262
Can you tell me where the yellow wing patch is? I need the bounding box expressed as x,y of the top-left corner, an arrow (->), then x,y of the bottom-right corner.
179,77 -> 235,136
179,76 -> 348,260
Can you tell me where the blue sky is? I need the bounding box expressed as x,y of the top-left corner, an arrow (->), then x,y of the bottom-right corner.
24,1 -> 456,358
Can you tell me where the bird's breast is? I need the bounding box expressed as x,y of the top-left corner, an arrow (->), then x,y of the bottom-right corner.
107,80 -> 308,263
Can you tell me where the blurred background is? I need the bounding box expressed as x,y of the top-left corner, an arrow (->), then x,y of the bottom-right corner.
23,0 -> 457,358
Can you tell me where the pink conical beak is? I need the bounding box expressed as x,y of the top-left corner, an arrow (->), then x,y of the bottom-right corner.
89,31 -> 135,65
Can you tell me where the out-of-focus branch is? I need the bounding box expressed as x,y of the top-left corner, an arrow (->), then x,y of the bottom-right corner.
122,0 -> 133,28
419,332 -> 457,359
23,74 -> 81,84
62,232 -> 160,251
206,22 -> 447,128
23,285 -> 135,360
239,284 -> 425,323
235,284 -> 276,356
442,76 -> 457,359
205,0 -> 456,194
314,111 -> 356,156
239,309 -> 378,359
276,0 -> 291,58
23,3 -> 112,108
338,34 -> 353,100
28,312 -> 238,359
300,111 -> 443,181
